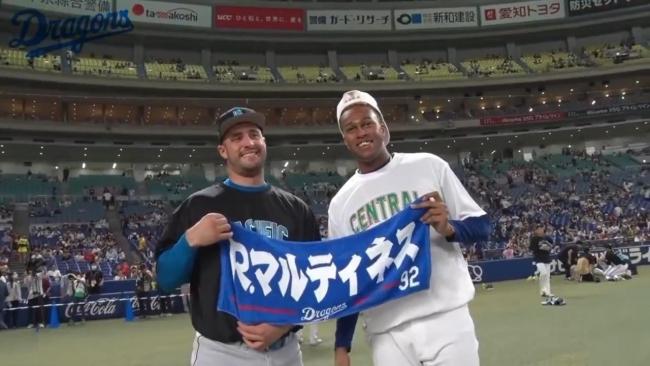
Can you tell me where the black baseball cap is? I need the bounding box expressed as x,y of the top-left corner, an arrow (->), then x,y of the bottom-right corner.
217,107 -> 265,142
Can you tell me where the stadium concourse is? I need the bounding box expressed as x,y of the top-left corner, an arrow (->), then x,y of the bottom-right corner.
1,0 -> 650,365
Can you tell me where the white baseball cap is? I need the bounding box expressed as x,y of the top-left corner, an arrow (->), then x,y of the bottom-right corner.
336,90 -> 385,126
336,90 -> 389,142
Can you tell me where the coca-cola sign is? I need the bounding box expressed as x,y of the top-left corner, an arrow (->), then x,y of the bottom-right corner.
64,297 -> 119,319
59,294 -> 177,321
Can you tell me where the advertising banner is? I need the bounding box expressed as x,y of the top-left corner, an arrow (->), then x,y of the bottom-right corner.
394,7 -> 479,30
214,6 -> 304,31
480,0 -> 565,26
568,0 -> 649,16
3,0 -> 112,15
568,103 -> 650,118
480,111 -> 567,126
10,280 -> 184,327
306,10 -> 392,31
116,0 -> 211,28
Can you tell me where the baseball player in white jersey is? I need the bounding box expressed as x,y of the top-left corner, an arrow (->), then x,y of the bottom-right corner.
329,90 -> 490,366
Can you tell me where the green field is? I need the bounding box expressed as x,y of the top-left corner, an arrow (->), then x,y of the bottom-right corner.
1,268 -> 648,366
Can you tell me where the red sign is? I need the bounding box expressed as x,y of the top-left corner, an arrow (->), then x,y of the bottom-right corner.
214,6 -> 305,31
480,111 -> 567,126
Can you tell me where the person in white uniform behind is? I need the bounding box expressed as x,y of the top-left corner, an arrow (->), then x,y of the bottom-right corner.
329,90 -> 491,366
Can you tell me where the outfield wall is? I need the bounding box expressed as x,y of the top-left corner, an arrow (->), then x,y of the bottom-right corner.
468,244 -> 650,283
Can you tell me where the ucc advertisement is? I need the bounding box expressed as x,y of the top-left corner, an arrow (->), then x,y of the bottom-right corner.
393,7 -> 479,30
480,0 -> 566,26
568,0 -> 650,16
214,6 -> 305,31
115,0 -> 211,28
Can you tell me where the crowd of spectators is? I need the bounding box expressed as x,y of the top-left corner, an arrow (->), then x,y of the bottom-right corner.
122,200 -> 169,263
466,55 -> 522,77
28,221 -> 125,267
529,50 -> 585,69
462,150 -> 649,260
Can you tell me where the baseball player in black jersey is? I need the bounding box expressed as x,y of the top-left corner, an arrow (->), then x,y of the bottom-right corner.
155,107 -> 320,366
529,226 -> 554,297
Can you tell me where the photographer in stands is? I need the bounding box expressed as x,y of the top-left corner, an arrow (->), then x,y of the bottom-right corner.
71,273 -> 88,324
134,263 -> 154,319
85,262 -> 104,295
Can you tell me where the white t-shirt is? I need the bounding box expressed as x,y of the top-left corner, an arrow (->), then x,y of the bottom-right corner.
328,152 -> 486,334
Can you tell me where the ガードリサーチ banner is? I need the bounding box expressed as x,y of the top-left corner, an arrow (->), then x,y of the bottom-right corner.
306,10 -> 392,31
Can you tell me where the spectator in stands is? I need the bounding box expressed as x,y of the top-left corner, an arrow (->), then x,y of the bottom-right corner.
113,268 -> 127,281
138,234 -> 148,252
502,244 -> 515,259
102,188 -> 113,209
0,255 -> 8,274
117,249 -> 126,262
17,235 -> 29,262
1,231 -> 11,247
85,262 -> 103,295
116,261 -> 130,278
106,246 -> 118,264
73,251 -> 84,262
83,249 -> 96,264
27,250 -> 45,273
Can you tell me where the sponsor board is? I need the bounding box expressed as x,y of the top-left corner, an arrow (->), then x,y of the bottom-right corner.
306,10 -> 392,31
3,0 -> 112,16
480,0 -> 565,26
214,6 -> 304,31
394,7 -> 478,30
116,0 -> 211,28
568,0 -> 649,16
568,103 -> 650,117
480,111 -> 567,126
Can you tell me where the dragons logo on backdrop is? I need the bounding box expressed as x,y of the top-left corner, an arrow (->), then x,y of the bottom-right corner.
8,8 -> 134,58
